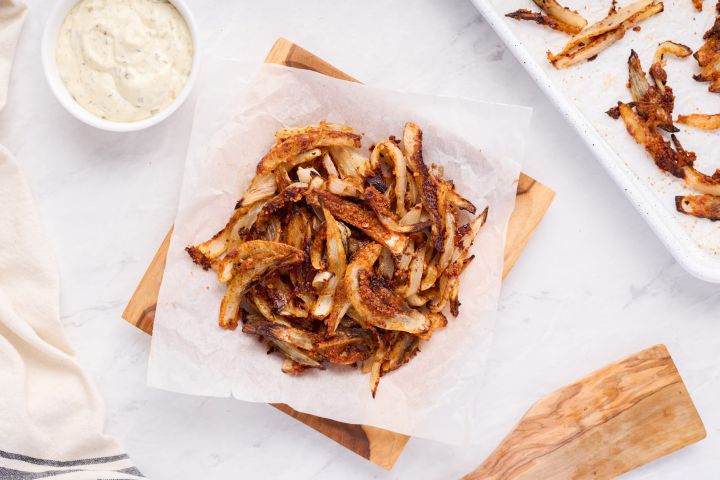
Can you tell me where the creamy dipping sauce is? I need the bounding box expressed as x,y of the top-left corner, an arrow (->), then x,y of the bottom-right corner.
56,0 -> 193,122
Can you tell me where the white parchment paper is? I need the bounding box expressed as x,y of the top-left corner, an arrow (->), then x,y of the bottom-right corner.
147,57 -> 531,445
488,0 -> 720,261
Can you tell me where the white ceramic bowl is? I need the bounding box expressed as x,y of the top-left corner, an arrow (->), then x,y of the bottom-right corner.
41,0 -> 200,132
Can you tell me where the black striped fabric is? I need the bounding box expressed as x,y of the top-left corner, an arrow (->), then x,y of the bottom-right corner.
0,451 -> 131,468
0,450 -> 144,479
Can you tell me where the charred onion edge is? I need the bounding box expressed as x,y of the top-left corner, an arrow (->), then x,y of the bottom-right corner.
257,130 -> 362,174
675,194 -> 720,220
403,122 -> 444,251
506,9 -> 580,35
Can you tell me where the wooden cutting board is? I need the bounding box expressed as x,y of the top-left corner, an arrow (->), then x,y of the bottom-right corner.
465,344 -> 706,479
121,38 -> 555,470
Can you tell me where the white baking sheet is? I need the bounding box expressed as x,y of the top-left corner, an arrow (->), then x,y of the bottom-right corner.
147,58 -> 531,445
474,0 -> 720,282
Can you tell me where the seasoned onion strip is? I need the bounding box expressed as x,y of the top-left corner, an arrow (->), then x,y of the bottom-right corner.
420,256 -> 439,291
616,103 -> 694,177
309,224 -> 326,270
296,167 -> 319,184
216,241 -> 303,283
677,113 -> 720,130
533,0 -> 587,32
629,50 -> 650,102
218,250 -> 302,329
378,247 -> 395,279
250,289 -> 290,326
344,243 -> 432,334
438,209 -> 457,272
313,207 -> 347,319
446,188 -> 476,214
322,152 -> 339,177
328,176 -> 363,198
548,1 -> 664,69
369,341 -> 386,398
429,274 -> 450,313
694,14 -> 720,93
381,333 -> 421,375
506,9 -> 581,34
683,166 -> 720,195
403,122 -> 444,250
327,146 -> 369,178
561,0 -> 654,54
324,284 -> 351,337
676,194 -> 720,220
257,130 -> 361,174
400,204 -> 423,226
240,173 -> 277,208
308,190 -> 409,255
406,173 -> 418,206
404,244 -> 426,297
364,186 -> 431,233
396,241 -> 415,271
406,292 -> 430,307
278,149 -> 323,182
243,319 -> 319,350
282,358 -> 309,375
268,339 -> 322,368
654,41 -> 692,66
312,271 -> 333,290
370,140 -> 408,216
186,200 -> 269,269
275,123 -> 355,143
461,208 -> 489,251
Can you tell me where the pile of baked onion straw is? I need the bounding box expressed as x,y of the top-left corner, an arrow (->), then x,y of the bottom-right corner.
186,122 -> 489,395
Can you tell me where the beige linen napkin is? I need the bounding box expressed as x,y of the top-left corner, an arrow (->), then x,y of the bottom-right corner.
0,0 -> 26,110
0,3 -> 143,478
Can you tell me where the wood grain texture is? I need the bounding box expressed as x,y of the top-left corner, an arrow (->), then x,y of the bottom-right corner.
121,228 -> 172,334
465,345 -> 706,480
503,173 -> 555,279
120,38 -> 552,470
264,38 -> 358,82
271,403 -> 409,470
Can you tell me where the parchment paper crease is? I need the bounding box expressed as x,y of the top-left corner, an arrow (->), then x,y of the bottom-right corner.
148,57 -> 532,445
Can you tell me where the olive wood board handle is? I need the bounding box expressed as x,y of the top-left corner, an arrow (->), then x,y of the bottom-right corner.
465,344 -> 705,480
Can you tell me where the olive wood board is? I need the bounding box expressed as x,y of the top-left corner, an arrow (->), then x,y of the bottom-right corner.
122,37 -> 555,470
465,344 -> 705,480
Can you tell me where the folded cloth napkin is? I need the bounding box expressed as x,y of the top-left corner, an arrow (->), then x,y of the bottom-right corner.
0,3 -> 143,479
0,0 -> 26,111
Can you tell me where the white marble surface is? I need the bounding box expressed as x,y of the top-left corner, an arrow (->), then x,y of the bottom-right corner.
1,1 -> 719,478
